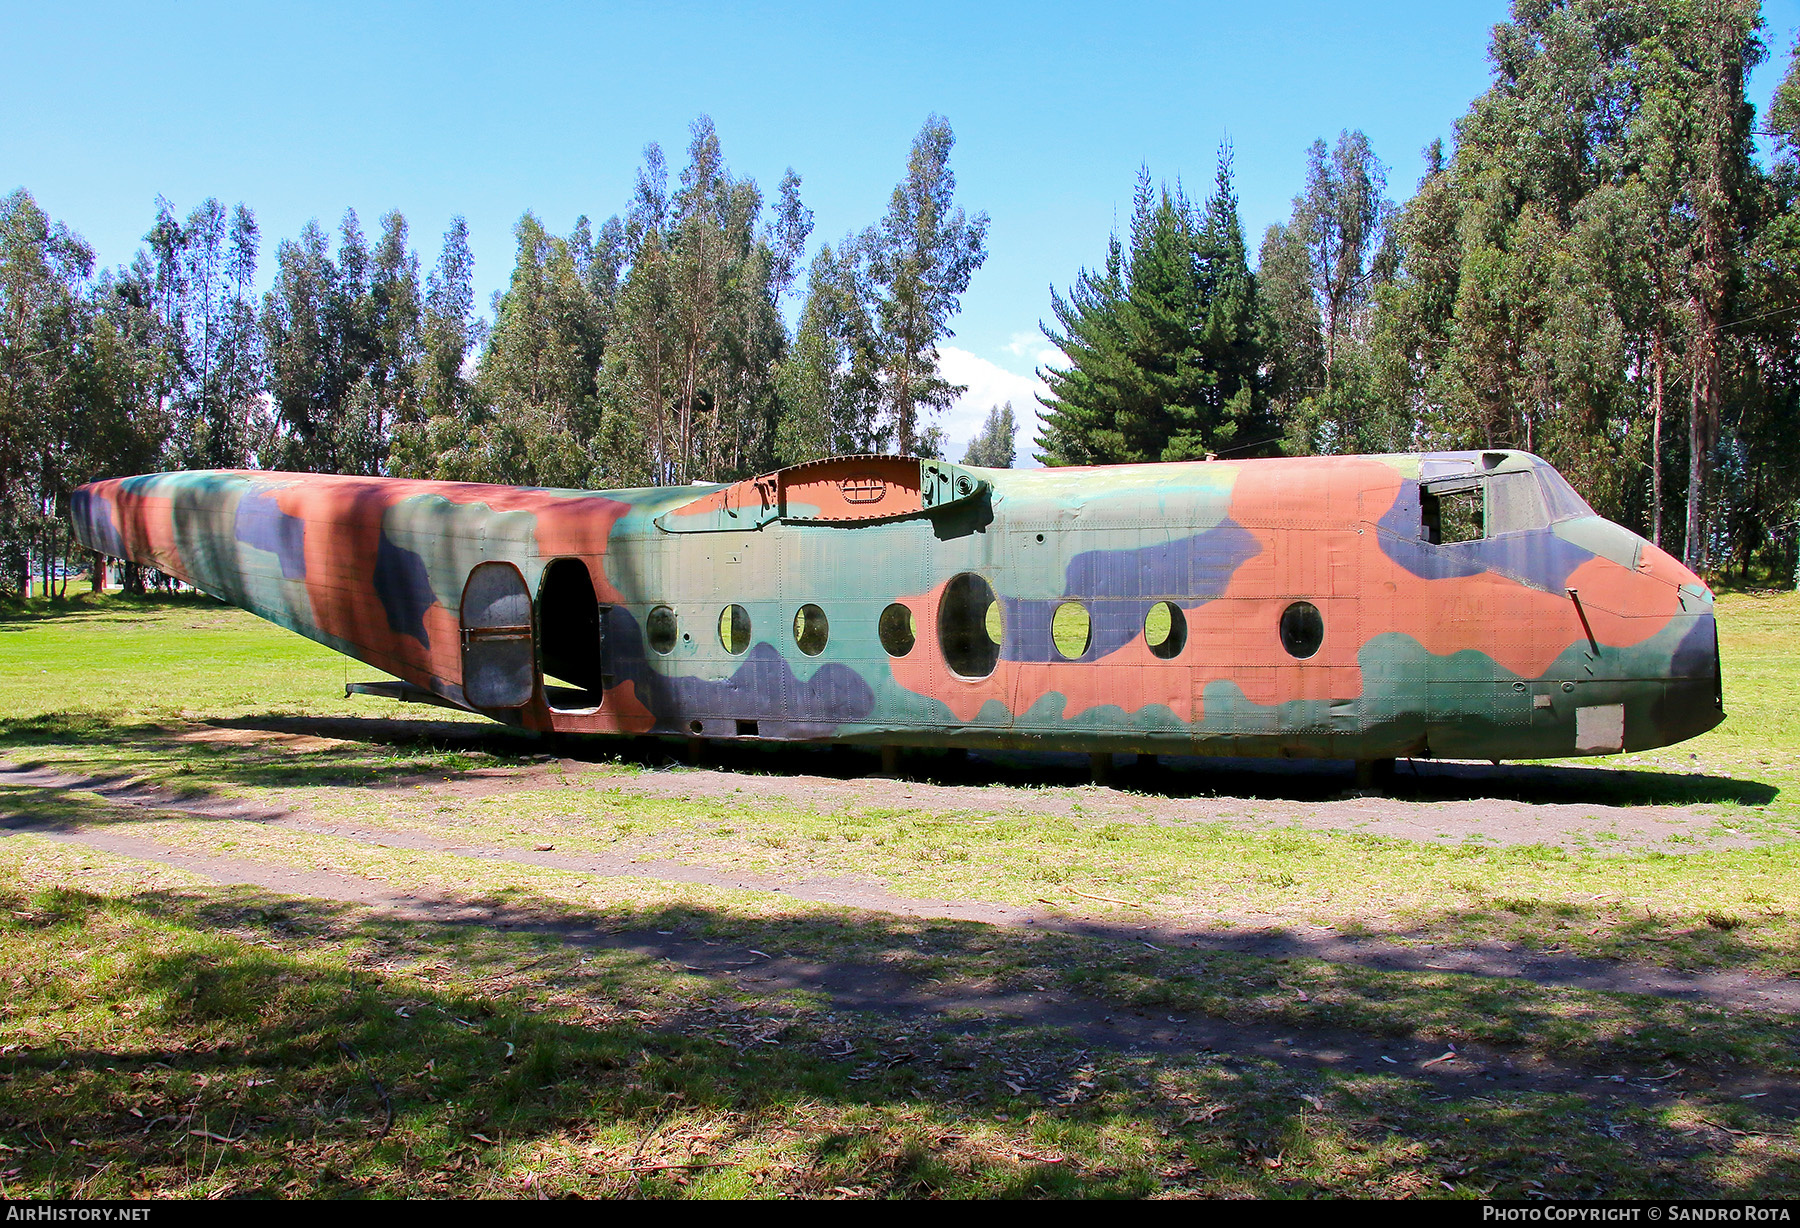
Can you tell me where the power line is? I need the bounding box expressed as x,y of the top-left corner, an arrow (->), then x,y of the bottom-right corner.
1720,300 -> 1800,331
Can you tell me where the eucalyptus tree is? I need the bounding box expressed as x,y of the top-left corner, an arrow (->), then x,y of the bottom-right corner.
349,211 -> 424,475
0,192 -> 169,595
261,209 -> 426,475
132,198 -> 263,471
0,190 -> 92,594
764,169 -> 814,305
609,119 -> 803,484
1366,0 -> 1765,566
1668,0 -> 1762,570
1259,130 -> 1400,455
1368,139 -> 1461,456
664,117 -> 775,482
260,219 -> 337,470
863,115 -> 989,457
961,401 -> 1017,467
1726,33 -> 1800,577
420,219 -> 478,421
774,237 -> 883,464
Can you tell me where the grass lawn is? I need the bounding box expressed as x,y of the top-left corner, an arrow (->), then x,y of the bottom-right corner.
0,588 -> 1798,1198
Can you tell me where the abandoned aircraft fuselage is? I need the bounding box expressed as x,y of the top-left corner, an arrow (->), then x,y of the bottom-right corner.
71,450 -> 1723,761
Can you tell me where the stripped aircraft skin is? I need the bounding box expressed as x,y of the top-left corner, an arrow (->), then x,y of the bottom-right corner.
69,449 -> 1723,766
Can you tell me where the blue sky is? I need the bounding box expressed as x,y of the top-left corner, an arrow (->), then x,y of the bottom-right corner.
6,0 -> 1798,461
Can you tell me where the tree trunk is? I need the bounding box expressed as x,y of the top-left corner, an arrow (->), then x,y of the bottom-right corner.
1681,0 -> 1750,576
1651,325 -> 1665,547
1684,250 -> 1725,572
893,296 -> 919,457
51,518 -> 66,598
1793,500 -> 1800,590
1684,342 -> 1716,573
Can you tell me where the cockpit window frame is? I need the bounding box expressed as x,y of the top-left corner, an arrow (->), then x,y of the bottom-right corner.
1420,477 -> 1485,545
1419,467 -> 1567,545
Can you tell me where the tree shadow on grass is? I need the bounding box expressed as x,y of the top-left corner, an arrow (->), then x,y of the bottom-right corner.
4,878 -> 1800,1198
0,710 -> 540,797
6,760 -> 1800,995
3,707 -> 1796,996
0,590 -> 227,629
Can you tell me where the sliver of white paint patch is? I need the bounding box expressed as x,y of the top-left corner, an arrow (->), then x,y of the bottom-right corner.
1576,703 -> 1626,752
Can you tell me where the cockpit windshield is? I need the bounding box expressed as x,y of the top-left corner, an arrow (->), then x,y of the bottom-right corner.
1488,470 -> 1549,535
1535,463 -> 1596,522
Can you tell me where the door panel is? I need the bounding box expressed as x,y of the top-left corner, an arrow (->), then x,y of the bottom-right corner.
460,561 -> 534,709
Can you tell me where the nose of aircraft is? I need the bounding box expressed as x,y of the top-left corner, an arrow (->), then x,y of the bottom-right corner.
1632,539 -> 1724,746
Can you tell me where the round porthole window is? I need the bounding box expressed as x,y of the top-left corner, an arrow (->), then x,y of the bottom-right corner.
719,604 -> 751,655
1051,600 -> 1090,660
793,604 -> 829,656
647,605 -> 678,655
1280,601 -> 1324,659
879,602 -> 917,657
939,573 -> 1002,678
1145,600 -> 1186,660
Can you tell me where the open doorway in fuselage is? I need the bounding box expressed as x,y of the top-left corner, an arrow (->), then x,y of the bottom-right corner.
538,558 -> 608,713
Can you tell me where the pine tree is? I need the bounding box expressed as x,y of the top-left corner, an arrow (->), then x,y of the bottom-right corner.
1175,147 -> 1273,459
1036,149 -> 1269,465
1031,229 -> 1129,465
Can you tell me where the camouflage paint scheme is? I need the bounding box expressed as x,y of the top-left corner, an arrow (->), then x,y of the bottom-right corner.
69,449 -> 1723,762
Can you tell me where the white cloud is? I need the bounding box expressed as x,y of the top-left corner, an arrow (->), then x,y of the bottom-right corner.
935,345 -> 1065,467
1005,330 -> 1065,368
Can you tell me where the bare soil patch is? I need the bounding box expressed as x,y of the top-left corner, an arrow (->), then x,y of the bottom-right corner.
172,725 -> 360,754
203,713 -> 1778,852
175,709 -> 1778,849
587,757 -> 1760,853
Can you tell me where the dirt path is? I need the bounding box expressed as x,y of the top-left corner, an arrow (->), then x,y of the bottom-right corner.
6,758 -> 1800,1022
183,714 -> 1789,852
570,756 -> 1777,853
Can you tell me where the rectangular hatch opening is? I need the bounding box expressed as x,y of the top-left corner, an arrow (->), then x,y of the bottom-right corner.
538,558 -> 606,713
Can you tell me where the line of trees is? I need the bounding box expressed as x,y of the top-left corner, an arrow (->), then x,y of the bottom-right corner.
1039,0 -> 1800,580
0,115 -> 988,596
7,1 -> 1800,596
